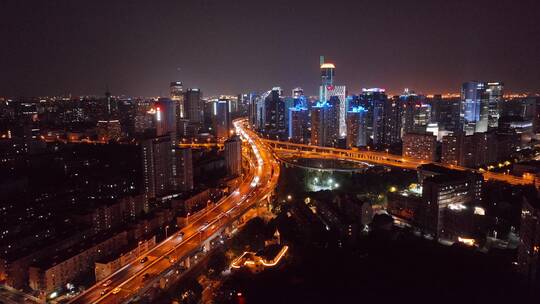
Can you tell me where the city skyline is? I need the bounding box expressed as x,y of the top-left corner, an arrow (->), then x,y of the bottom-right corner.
1,0 -> 540,97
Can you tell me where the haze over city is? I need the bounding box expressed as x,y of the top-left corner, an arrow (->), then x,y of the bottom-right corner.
1,0 -> 540,97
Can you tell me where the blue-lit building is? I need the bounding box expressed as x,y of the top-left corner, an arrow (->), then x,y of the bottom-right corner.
360,88 -> 388,146
311,101 -> 339,147
461,81 -> 489,135
346,106 -> 368,148
288,105 -> 309,143
214,98 -> 231,139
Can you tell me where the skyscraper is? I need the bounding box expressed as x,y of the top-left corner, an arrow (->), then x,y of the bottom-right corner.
486,82 -> 503,129
185,88 -> 203,126
155,98 -> 177,137
461,81 -> 489,135
360,88 -> 388,146
311,101 -> 339,147
346,106 -> 368,148
214,98 -> 232,139
264,87 -> 286,138
170,81 -> 185,119
319,57 -> 347,137
288,105 -> 309,143
141,135 -> 176,199
224,135 -> 242,177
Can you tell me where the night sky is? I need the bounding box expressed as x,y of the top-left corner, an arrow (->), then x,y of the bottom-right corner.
1,0 -> 539,97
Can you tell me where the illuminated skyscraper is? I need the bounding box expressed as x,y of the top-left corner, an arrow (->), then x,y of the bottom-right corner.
461,81 -> 489,135
264,87 -> 286,138
346,106 -> 367,148
319,57 -> 347,137
170,81 -> 185,118
311,101 -> 339,147
288,105 -> 309,143
214,98 -> 232,139
185,88 -> 203,126
360,88 -> 388,146
141,135 -> 176,199
486,82 -> 503,129
155,98 -> 177,137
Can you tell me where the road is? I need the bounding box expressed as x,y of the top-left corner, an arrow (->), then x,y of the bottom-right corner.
69,119 -> 280,304
263,140 -> 534,186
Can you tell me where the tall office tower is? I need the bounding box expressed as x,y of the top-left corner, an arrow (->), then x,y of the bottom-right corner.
177,147 -> 193,192
360,88 -> 388,146
292,87 -> 304,99
141,135 -> 176,199
214,98 -> 232,139
185,88 -> 203,126
400,90 -> 430,135
461,81 -> 489,135
255,91 -> 269,130
170,81 -> 185,119
402,132 -> 437,162
419,164 -> 483,238
383,96 -> 402,146
288,105 -> 309,143
325,86 -> 347,137
311,102 -> 339,147
319,56 -> 347,137
264,87 -> 286,138
346,106 -> 368,148
248,93 -> 260,127
155,98 -> 177,137
517,196 -> 540,281
224,135 -> 242,177
486,82 -> 503,129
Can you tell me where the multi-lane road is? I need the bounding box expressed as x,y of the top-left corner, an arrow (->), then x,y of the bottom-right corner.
69,119 -> 280,304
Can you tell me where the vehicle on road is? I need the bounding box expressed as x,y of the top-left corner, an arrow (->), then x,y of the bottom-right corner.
100,288 -> 110,295
102,279 -> 112,287
140,256 -> 148,263
112,288 -> 121,294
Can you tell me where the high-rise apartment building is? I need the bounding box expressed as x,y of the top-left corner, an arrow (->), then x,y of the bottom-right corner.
141,135 -> 176,199
346,106 -> 368,148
